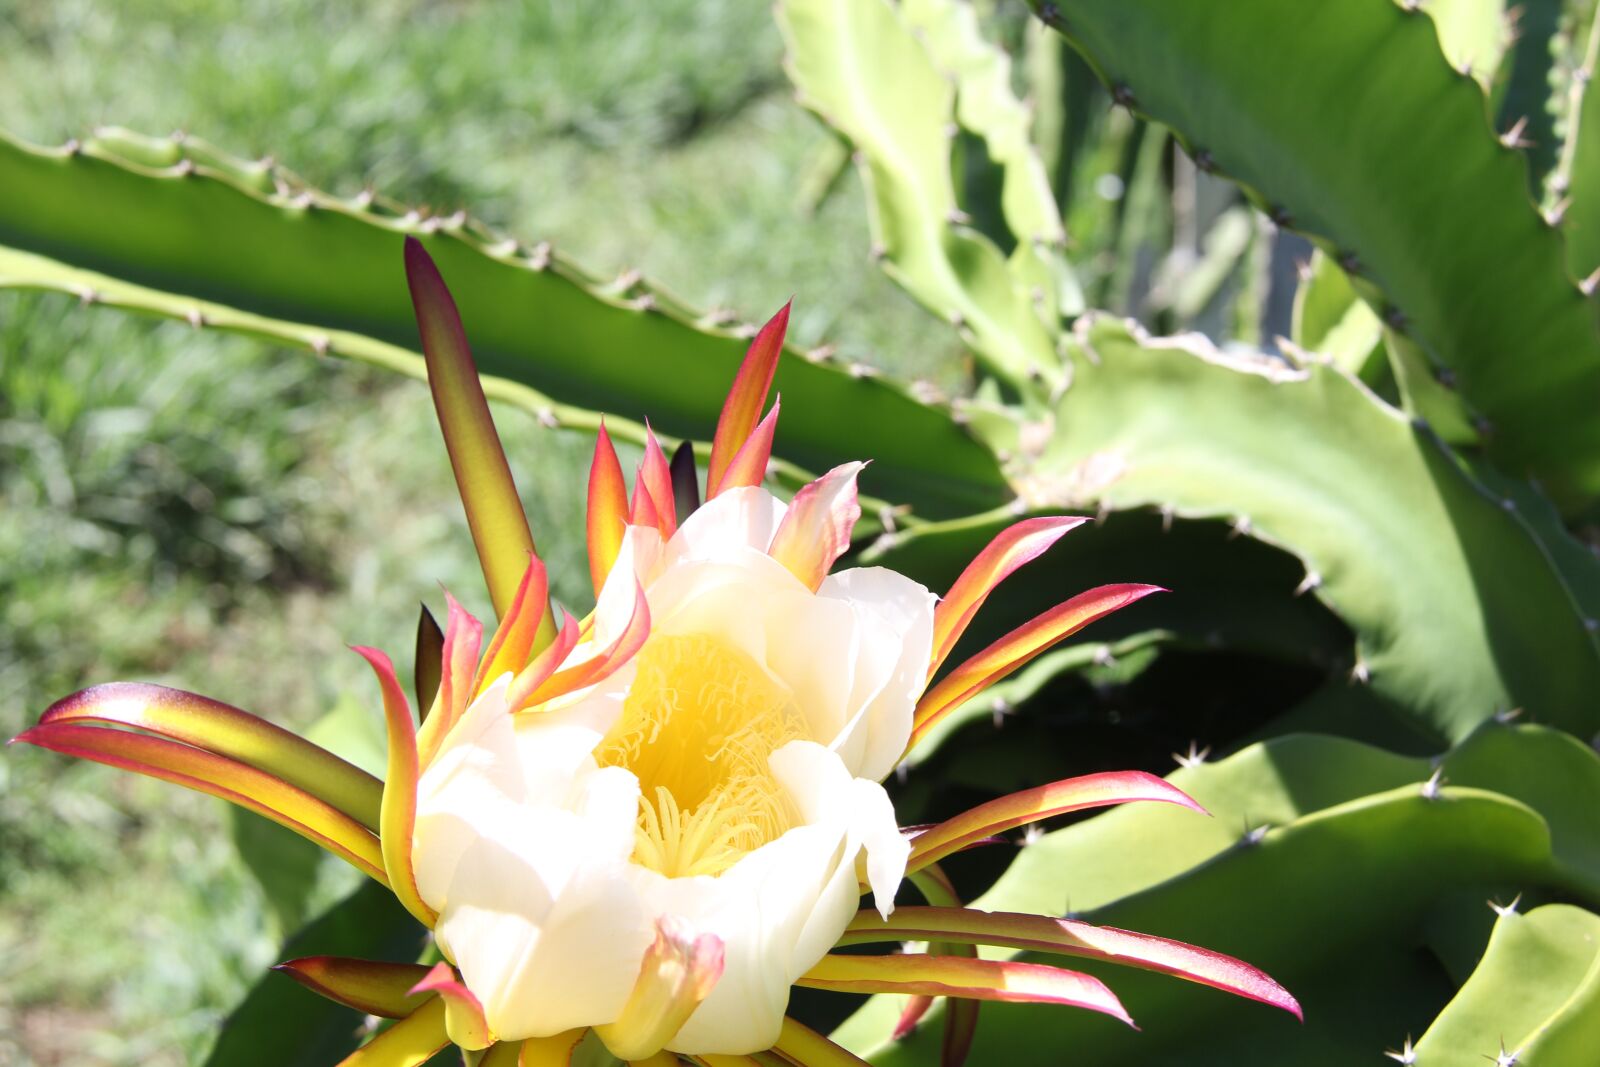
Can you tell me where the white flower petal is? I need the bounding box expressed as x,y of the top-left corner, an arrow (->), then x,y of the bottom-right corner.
412,678 -> 533,908
438,808 -> 651,1038
818,567 -> 937,782
772,740 -> 908,917
640,742 -> 906,1055
415,681 -> 650,1038
665,486 -> 786,566
850,777 -> 911,919
644,553 -> 794,664
762,591 -> 859,747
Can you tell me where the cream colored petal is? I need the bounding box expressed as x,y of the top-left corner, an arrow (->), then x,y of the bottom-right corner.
772,740 -> 908,918
648,550 -> 793,620
412,677 -> 626,913
787,822 -> 871,969
413,678 -> 531,909
638,742 -> 906,1055
641,825 -> 843,1054
849,776 -> 910,919
643,550 -> 802,670
435,806 -> 652,1036
663,486 -> 786,566
760,590 -> 859,748
818,567 -> 937,782
433,763 -> 649,1039
569,764 -> 646,862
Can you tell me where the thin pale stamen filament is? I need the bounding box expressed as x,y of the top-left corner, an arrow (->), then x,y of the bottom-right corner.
597,633 -> 802,877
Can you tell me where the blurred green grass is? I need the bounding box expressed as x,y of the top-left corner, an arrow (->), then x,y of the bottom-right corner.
0,1 -> 971,1062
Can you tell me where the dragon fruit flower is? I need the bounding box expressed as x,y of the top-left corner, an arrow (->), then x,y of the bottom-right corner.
11,239 -> 1299,1066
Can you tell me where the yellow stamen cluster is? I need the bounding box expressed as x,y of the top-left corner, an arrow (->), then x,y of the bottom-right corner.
596,633 -> 802,877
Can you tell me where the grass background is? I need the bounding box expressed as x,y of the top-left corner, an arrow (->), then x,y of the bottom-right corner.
0,1 -> 976,1062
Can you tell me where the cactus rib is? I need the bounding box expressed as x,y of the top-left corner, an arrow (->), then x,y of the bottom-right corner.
777,0 -> 1064,391
1556,11 -> 1600,283
1027,0 -> 1600,513
1023,316 -> 1600,744
0,129 -> 1008,518
1415,904 -> 1600,1064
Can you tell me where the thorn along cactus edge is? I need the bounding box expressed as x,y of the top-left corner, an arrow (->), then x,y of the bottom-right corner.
12,240 -> 1298,1066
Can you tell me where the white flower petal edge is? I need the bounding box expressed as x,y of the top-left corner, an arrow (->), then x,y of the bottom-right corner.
817,566 -> 937,783
415,678 -> 655,1039
649,740 -> 907,1055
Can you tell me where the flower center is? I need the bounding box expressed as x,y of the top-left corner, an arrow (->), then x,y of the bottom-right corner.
596,632 -> 803,878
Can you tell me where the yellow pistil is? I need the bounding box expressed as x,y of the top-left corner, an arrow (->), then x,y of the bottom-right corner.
596,632 -> 802,877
